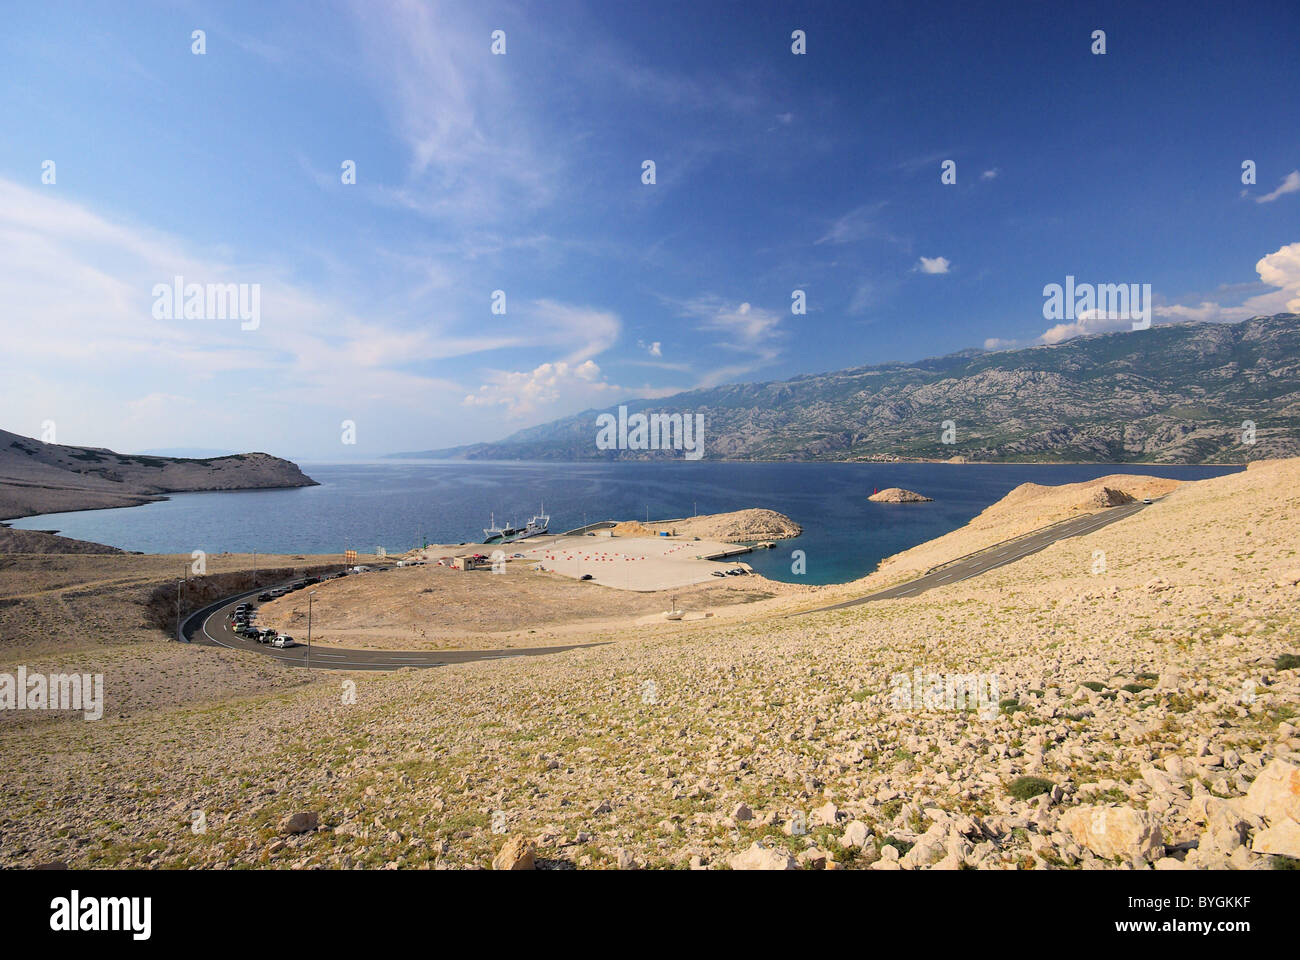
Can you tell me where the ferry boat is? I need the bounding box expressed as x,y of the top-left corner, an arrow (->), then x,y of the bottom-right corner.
483,506 -> 550,544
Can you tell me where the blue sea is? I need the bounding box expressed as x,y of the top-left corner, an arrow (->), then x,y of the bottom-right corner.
8,461 -> 1242,585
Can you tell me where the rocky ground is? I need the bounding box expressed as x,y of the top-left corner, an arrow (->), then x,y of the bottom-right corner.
1,460 -> 1297,870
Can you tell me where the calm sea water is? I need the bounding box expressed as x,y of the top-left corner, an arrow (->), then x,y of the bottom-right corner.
9,461 -> 1241,585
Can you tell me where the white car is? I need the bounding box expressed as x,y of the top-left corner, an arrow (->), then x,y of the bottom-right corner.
271,635 -> 296,648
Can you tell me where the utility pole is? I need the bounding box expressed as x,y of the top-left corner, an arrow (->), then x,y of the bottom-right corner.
176,571 -> 183,639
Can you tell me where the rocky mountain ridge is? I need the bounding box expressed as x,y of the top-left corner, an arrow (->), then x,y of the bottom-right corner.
393,314 -> 1300,464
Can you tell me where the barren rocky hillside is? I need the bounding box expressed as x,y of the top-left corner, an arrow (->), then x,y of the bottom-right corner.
396,314 -> 1300,464
1,459 -> 1297,869
0,428 -> 317,520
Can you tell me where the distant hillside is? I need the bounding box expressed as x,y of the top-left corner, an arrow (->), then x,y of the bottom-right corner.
0,429 -> 317,521
392,314 -> 1300,464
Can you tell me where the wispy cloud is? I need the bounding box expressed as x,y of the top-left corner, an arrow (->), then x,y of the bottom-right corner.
814,202 -> 901,246
347,0 -> 560,221
917,256 -> 951,275
1255,170 -> 1300,204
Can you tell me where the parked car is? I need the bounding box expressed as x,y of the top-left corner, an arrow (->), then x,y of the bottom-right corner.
1142,498 -> 1153,504
579,573 -> 593,581
258,593 -> 273,602
256,630 -> 275,644
271,635 -> 296,648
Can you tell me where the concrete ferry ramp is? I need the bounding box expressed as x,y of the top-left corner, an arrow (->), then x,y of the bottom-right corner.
516,534 -> 749,591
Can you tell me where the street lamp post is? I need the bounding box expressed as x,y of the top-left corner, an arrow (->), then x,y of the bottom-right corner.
307,591 -> 316,671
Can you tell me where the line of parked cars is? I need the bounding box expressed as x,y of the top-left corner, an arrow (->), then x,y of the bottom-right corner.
226,572 -> 357,649
229,602 -> 296,647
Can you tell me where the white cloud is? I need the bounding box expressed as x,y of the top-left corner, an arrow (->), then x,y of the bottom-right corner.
981,168 -> 999,180
917,256 -> 951,274
983,337 -> 1020,350
1038,310 -> 1132,345
1154,240 -> 1300,323
1016,240 -> 1300,348
463,359 -> 618,417
678,297 -> 783,351
0,177 -> 635,453
1256,170 -> 1300,204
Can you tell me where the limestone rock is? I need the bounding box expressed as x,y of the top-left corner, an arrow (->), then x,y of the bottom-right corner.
1251,819 -> 1300,858
492,835 -> 536,870
1060,806 -> 1163,863
1240,759 -> 1300,824
280,811 -> 318,835
841,820 -> 872,849
729,842 -> 797,871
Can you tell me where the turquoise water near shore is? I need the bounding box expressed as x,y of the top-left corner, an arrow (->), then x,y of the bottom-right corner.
8,461 -> 1242,585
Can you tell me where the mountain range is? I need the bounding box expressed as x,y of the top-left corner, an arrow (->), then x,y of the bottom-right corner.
391,314 -> 1300,465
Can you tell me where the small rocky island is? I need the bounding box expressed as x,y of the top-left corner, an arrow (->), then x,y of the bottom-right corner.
868,487 -> 933,503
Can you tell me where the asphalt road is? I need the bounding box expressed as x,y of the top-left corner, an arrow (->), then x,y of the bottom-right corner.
186,578 -> 607,671
184,502 -> 1148,664
794,500 -> 1150,616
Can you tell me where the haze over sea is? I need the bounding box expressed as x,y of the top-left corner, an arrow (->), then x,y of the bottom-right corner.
10,461 -> 1242,585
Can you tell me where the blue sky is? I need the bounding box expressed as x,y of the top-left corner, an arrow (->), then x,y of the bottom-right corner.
1,0 -> 1297,459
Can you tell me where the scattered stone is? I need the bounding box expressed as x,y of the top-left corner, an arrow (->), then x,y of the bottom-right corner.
729,842 -> 797,871
1240,759 -> 1300,824
492,835 -> 536,871
841,821 -> 872,849
1060,806 -> 1163,863
280,812 -> 318,835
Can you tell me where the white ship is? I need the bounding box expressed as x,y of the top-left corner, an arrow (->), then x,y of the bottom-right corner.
483,506 -> 549,544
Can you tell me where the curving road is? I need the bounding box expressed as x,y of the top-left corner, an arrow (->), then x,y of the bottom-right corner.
182,578 -> 607,671
182,502 -> 1151,664
793,500 -> 1151,616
